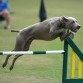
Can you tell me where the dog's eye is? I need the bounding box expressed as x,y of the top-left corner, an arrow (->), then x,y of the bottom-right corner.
71,21 -> 75,24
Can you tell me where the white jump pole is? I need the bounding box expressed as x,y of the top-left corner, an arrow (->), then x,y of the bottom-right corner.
0,50 -> 65,55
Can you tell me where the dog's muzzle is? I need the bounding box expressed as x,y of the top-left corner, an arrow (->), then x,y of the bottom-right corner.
77,25 -> 81,29
71,25 -> 81,33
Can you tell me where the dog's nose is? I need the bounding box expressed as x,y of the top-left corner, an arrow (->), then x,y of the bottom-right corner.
77,25 -> 81,29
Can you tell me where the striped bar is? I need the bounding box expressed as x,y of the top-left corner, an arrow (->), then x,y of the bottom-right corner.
78,57 -> 82,78
0,50 -> 65,55
71,50 -> 76,78
71,50 -> 83,79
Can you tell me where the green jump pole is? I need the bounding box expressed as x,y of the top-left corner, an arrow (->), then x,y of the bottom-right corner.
62,39 -> 68,83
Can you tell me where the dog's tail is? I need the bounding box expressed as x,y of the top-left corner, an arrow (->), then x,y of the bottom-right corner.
11,29 -> 19,32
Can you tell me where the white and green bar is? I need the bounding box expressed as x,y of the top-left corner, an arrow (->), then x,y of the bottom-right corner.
0,50 -> 65,55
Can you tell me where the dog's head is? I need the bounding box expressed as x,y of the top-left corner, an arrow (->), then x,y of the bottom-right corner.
60,16 -> 81,33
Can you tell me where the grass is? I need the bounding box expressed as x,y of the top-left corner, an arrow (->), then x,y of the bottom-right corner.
0,0 -> 83,83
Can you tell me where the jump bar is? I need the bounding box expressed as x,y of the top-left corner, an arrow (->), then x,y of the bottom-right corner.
0,50 -> 65,55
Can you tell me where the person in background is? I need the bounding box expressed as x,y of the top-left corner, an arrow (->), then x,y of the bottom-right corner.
0,0 -> 11,29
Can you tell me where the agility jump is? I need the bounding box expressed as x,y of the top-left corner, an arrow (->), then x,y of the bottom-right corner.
62,37 -> 83,83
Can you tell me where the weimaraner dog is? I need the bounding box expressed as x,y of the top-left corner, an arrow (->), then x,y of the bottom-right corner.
2,16 -> 81,70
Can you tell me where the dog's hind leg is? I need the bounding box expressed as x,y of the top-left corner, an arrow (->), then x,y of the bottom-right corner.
2,49 -> 15,68
9,38 -> 33,70
2,55 -> 12,68
10,54 -> 22,70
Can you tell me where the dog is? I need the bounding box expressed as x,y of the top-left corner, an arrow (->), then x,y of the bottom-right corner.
2,16 -> 81,70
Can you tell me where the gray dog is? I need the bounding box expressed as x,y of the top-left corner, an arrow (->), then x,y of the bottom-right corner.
2,16 -> 81,70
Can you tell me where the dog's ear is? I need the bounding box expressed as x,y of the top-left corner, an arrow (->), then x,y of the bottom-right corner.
60,16 -> 68,23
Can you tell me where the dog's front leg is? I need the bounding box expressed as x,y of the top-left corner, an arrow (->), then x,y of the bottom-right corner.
60,32 -> 72,41
69,32 -> 74,39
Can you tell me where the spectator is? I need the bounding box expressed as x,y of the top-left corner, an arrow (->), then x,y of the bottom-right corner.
0,0 -> 11,29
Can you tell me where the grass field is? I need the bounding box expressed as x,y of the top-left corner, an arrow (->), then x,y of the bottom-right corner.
0,0 -> 83,83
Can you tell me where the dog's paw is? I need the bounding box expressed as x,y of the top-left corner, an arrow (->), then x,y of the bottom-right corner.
9,66 -> 13,71
69,32 -> 75,39
67,32 -> 72,37
2,62 -> 7,68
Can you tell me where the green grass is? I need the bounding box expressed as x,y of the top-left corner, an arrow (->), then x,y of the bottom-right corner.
0,0 -> 83,83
